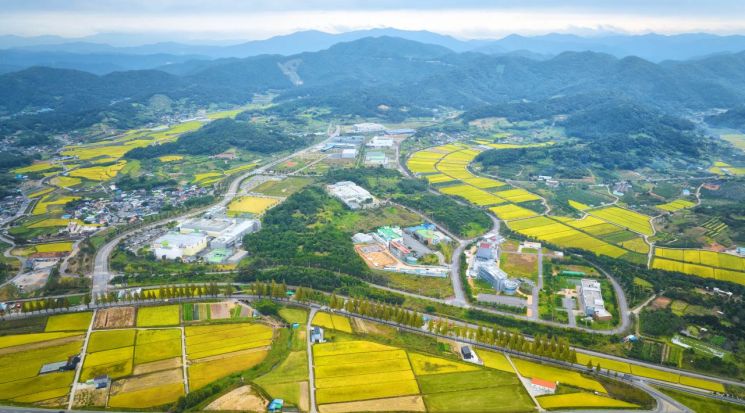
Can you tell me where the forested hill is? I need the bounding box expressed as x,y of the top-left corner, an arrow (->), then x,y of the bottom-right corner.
125,118 -> 308,159
3,36 -> 745,134
706,106 -> 745,130
473,99 -> 705,169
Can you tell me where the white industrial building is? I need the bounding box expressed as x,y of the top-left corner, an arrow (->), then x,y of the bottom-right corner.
341,148 -> 358,159
152,232 -> 208,260
210,219 -> 260,249
351,123 -> 386,133
477,262 -> 520,295
179,218 -> 232,237
326,181 -> 377,210
366,136 -> 394,148
577,279 -> 612,321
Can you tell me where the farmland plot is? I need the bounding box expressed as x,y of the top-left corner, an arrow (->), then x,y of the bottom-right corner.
185,323 -> 274,389
587,206 -> 654,236
313,340 -> 419,406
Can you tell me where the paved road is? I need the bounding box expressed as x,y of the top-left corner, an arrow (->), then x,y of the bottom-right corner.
306,307 -> 318,413
180,326 -> 189,393
563,296 -> 577,328
529,247 -> 544,320
67,309 -> 97,409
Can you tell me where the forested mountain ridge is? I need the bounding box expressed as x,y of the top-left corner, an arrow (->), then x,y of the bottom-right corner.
2,36 -> 745,135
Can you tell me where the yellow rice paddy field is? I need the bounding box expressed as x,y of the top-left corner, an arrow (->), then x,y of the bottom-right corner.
656,199 -> 696,212
511,358 -> 606,393
32,195 -> 80,215
50,176 -> 82,188
227,196 -> 280,215
311,312 -> 353,333
13,161 -> 60,174
507,216 -> 628,258
185,323 -> 273,359
587,206 -> 654,236
68,161 -> 127,181
652,247 -> 745,285
489,204 -> 539,220
312,341 -> 420,405
186,323 -> 273,389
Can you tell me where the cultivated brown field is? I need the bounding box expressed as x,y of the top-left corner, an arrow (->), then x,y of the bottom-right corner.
93,307 -> 135,329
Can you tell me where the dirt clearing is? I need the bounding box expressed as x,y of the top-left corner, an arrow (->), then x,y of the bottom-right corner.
210,302 -> 230,319
298,381 -> 309,411
94,307 -> 135,329
110,368 -> 183,394
132,357 -> 182,375
205,385 -> 267,411
319,395 -> 426,413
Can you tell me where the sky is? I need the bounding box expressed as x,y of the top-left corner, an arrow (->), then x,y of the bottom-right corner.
2,0 -> 745,43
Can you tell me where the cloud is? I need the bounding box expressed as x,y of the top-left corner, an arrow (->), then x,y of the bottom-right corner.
1,2 -> 744,40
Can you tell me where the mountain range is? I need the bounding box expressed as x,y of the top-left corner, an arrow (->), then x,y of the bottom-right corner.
3,29 -> 745,75
2,35 -> 745,134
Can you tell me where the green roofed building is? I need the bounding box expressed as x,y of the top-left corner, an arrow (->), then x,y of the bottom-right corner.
376,226 -> 403,242
205,248 -> 230,264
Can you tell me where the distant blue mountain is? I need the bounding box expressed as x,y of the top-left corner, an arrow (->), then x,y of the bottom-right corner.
2,30 -> 745,76
475,33 -> 745,62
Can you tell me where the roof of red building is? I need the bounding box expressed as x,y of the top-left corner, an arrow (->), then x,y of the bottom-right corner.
531,377 -> 557,389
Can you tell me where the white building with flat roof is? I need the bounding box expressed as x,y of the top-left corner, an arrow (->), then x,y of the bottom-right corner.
152,232 -> 208,260
351,123 -> 386,133
210,219 -> 260,249
577,279 -> 612,321
326,181 -> 377,210
179,218 -> 232,237
366,136 -> 394,148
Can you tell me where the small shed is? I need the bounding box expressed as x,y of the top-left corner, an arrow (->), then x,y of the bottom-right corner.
268,398 -> 284,412
311,326 -> 325,344
94,375 -> 110,389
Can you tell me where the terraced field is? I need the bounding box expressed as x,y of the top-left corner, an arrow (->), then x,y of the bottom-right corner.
69,161 -> 127,181
656,199 -> 696,212
586,206 -> 654,236
652,247 -> 745,286
507,216 -> 629,259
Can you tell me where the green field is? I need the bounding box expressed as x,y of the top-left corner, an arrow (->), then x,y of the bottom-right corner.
417,369 -> 519,393
255,350 -> 309,409
278,307 -> 308,324
252,177 -> 314,197
137,305 -> 180,327
424,387 -> 535,413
